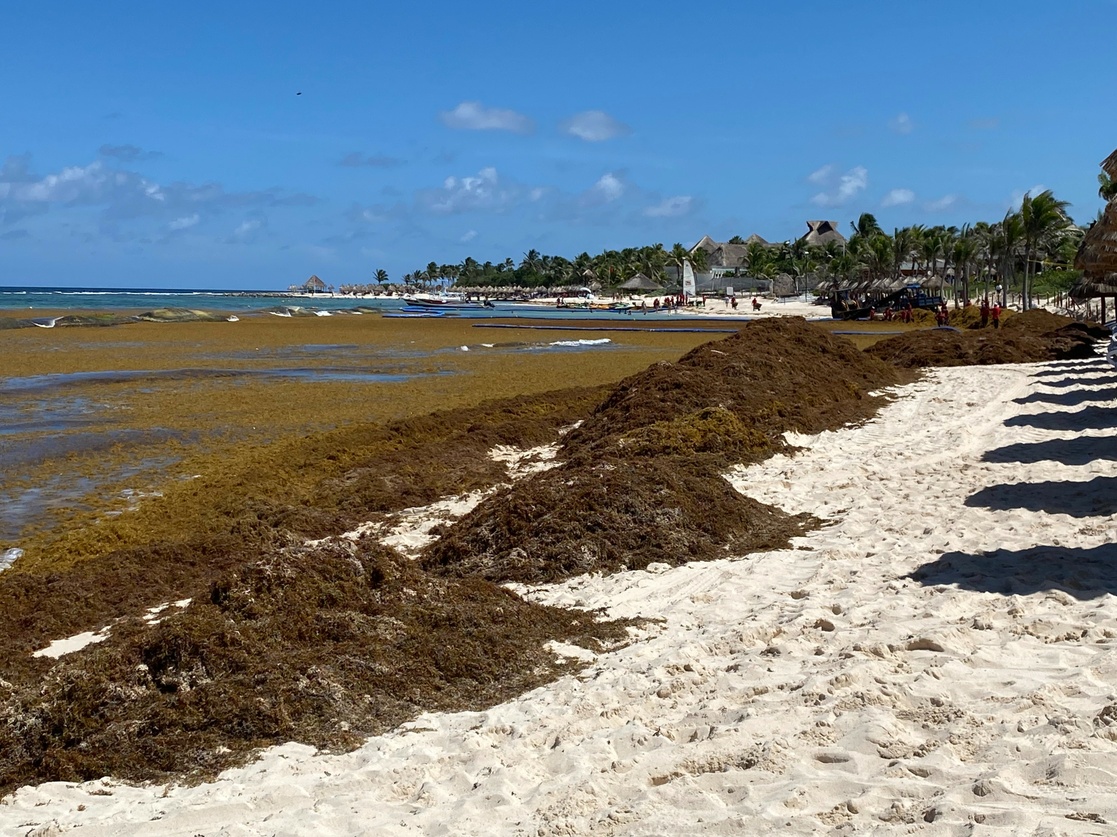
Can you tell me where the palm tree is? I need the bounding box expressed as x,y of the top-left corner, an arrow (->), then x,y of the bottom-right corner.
867,234 -> 893,284
520,249 -> 541,273
1019,190 -> 1071,309
374,269 -> 389,287
745,241 -> 769,277
994,213 -> 1022,305
891,227 -> 918,281
951,230 -> 978,305
850,212 -> 883,242
1099,172 -> 1117,202
668,243 -> 694,287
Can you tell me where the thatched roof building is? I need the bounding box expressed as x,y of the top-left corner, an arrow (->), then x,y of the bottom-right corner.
1069,147 -> 1117,322
690,236 -> 750,273
618,272 -> 664,291
303,275 -> 327,293
1103,148 -> 1117,180
1071,148 -> 1117,306
800,220 -> 847,248
1073,204 -> 1117,287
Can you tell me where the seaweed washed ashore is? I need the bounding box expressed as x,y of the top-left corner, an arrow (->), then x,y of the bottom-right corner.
0,313 -> 1106,797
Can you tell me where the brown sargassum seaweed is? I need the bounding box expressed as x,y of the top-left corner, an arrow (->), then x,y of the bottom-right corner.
9,316 -> 1052,793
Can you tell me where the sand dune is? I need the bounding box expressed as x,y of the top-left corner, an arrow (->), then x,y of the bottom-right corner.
4,356 -> 1117,835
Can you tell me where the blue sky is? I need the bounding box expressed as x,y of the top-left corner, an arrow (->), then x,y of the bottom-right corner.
1,0 -> 1114,290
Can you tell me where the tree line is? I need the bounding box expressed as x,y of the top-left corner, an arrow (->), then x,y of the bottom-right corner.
341,185 -> 1105,310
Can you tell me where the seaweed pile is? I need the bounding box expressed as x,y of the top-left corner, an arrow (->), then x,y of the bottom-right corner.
423,318 -> 911,583
0,318 -> 910,793
0,538 -> 627,788
865,309 -> 1110,368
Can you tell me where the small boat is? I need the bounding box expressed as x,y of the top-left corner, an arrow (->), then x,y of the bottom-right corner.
403,291 -> 493,309
589,301 -> 633,312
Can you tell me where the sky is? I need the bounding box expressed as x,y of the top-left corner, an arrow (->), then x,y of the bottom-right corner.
1,0 -> 1114,290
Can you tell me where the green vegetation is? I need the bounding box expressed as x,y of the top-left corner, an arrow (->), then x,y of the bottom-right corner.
339,187 -> 1093,314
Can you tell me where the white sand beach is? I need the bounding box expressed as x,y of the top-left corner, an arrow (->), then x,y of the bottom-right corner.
4,355 -> 1117,835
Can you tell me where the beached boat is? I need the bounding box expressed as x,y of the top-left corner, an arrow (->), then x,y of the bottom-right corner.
402,291 -> 493,309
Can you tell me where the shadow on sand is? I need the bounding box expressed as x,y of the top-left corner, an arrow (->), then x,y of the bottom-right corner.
1004,404 -> 1117,432
908,543 -> 1117,600
1031,362 -> 1109,377
965,474 -> 1117,517
982,435 -> 1117,466
1027,374 -> 1117,389
1013,388 -> 1116,408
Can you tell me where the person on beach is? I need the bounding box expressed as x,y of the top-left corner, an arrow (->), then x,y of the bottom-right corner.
752,297 -> 762,311
980,298 -> 989,328
731,296 -> 738,310
991,302 -> 1001,329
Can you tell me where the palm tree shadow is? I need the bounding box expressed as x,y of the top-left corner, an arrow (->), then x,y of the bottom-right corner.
1032,374 -> 1117,389
983,435 -> 1117,465
1032,363 -> 1108,377
966,475 -> 1117,517
1014,389 -> 1115,407
1004,405 -> 1117,431
908,544 -> 1117,599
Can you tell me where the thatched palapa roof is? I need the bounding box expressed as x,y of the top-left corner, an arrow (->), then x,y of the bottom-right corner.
1103,148 -> 1117,180
303,274 -> 327,292
689,236 -> 751,268
1071,148 -> 1117,300
800,220 -> 847,248
618,272 -> 664,291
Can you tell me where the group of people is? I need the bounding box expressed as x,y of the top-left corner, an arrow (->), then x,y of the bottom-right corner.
725,296 -> 763,311
868,302 -> 916,323
934,302 -> 950,326
979,298 -> 1002,329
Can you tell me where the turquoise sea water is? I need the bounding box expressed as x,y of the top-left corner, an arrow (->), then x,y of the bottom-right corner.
0,284 -> 740,323
0,284 -> 380,315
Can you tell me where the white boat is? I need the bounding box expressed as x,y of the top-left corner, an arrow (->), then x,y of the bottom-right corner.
403,291 -> 493,309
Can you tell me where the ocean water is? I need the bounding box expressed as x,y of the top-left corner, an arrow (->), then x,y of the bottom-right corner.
0,284 -> 373,315
0,284 -> 726,322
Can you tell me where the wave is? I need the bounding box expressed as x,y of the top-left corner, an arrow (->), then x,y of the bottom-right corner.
548,338 -> 613,348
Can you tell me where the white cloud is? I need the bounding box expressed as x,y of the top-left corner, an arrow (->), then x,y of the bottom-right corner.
416,166 -> 518,214
890,112 -> 914,135
528,187 -> 546,202
168,213 -> 199,230
439,101 -> 533,134
881,188 -> 915,207
810,166 -> 868,207
0,154 -> 317,232
643,196 -> 694,218
561,110 -> 630,142
224,217 -> 267,245
586,172 -> 625,204
460,229 -> 477,242
807,164 -> 834,184
926,194 -> 959,211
